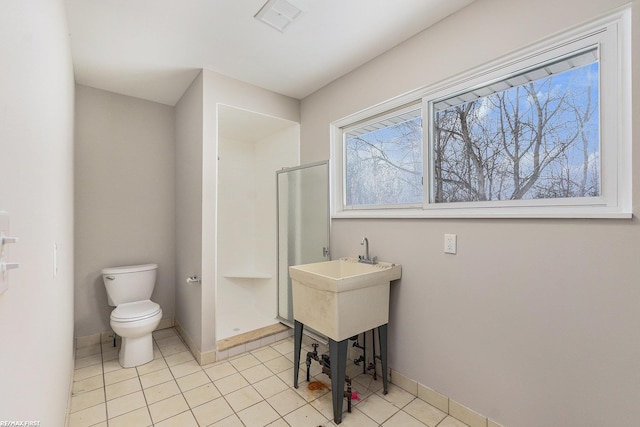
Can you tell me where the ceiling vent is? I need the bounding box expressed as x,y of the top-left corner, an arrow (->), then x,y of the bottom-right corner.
255,0 -> 301,33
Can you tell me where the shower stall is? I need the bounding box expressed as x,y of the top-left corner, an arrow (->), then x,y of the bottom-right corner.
215,105 -> 330,345
215,105 -> 299,341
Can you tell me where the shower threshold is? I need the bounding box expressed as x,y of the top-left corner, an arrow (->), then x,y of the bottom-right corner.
217,322 -> 290,351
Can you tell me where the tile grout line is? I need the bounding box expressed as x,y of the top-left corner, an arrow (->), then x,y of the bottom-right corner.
251,344 -> 309,423
135,336 -> 153,427
215,352 -> 266,425
100,339 -> 108,427
254,355 -> 300,424
164,334 -> 202,426
154,330 -> 212,426
177,332 -> 226,426
258,345 -> 308,423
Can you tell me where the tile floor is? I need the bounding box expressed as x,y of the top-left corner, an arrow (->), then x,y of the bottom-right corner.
68,328 -> 470,427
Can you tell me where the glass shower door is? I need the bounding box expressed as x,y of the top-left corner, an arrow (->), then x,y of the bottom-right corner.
277,161 -> 330,325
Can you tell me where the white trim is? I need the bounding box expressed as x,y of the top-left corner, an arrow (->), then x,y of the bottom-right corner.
330,8 -> 631,220
343,102 -> 421,136
333,208 -> 631,220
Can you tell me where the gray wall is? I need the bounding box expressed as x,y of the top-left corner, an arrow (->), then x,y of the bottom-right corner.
175,72 -> 204,349
0,0 -> 75,423
300,0 -> 640,426
74,85 -> 176,337
175,70 -> 300,354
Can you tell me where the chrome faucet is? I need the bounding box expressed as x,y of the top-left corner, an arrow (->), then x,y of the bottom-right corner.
359,237 -> 377,264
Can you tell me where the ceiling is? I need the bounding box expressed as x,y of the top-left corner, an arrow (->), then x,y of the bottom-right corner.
65,0 -> 474,106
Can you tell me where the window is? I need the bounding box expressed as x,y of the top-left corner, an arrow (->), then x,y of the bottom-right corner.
331,10 -> 630,218
344,106 -> 422,208
432,48 -> 600,204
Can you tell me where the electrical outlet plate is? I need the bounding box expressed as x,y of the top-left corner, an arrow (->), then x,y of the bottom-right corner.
444,234 -> 457,254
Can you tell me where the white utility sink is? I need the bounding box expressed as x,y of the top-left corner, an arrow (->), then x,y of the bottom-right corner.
289,257 -> 401,341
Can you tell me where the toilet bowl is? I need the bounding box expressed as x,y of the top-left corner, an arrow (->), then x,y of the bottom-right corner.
102,264 -> 163,368
110,299 -> 162,367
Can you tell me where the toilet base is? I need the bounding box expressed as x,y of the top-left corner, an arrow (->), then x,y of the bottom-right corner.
119,333 -> 154,368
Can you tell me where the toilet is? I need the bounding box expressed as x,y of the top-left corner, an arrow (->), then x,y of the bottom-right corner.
102,263 -> 163,368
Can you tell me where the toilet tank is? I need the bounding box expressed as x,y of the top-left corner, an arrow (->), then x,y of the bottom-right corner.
102,264 -> 158,306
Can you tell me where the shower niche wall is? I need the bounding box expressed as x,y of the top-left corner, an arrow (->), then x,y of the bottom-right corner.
216,105 -> 299,341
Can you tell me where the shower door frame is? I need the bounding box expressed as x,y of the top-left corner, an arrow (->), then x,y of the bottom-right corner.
276,160 -> 331,327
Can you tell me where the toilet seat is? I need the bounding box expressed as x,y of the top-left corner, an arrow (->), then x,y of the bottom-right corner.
111,300 -> 161,323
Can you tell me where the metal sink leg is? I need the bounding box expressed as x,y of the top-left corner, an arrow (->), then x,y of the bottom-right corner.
293,320 -> 303,389
378,323 -> 389,394
330,338 -> 348,424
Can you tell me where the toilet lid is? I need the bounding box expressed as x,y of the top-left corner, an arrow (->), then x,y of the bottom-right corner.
111,300 -> 161,322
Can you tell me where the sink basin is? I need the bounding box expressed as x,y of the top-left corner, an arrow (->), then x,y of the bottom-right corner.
289,257 -> 401,341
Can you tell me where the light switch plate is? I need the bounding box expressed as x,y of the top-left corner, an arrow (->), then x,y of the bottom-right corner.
1,212 -> 10,294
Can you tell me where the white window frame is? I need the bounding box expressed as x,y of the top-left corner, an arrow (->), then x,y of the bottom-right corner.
330,9 -> 631,219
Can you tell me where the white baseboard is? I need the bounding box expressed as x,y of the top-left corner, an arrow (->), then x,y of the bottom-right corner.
390,368 -> 504,427
75,316 -> 175,349
174,320 -> 217,366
